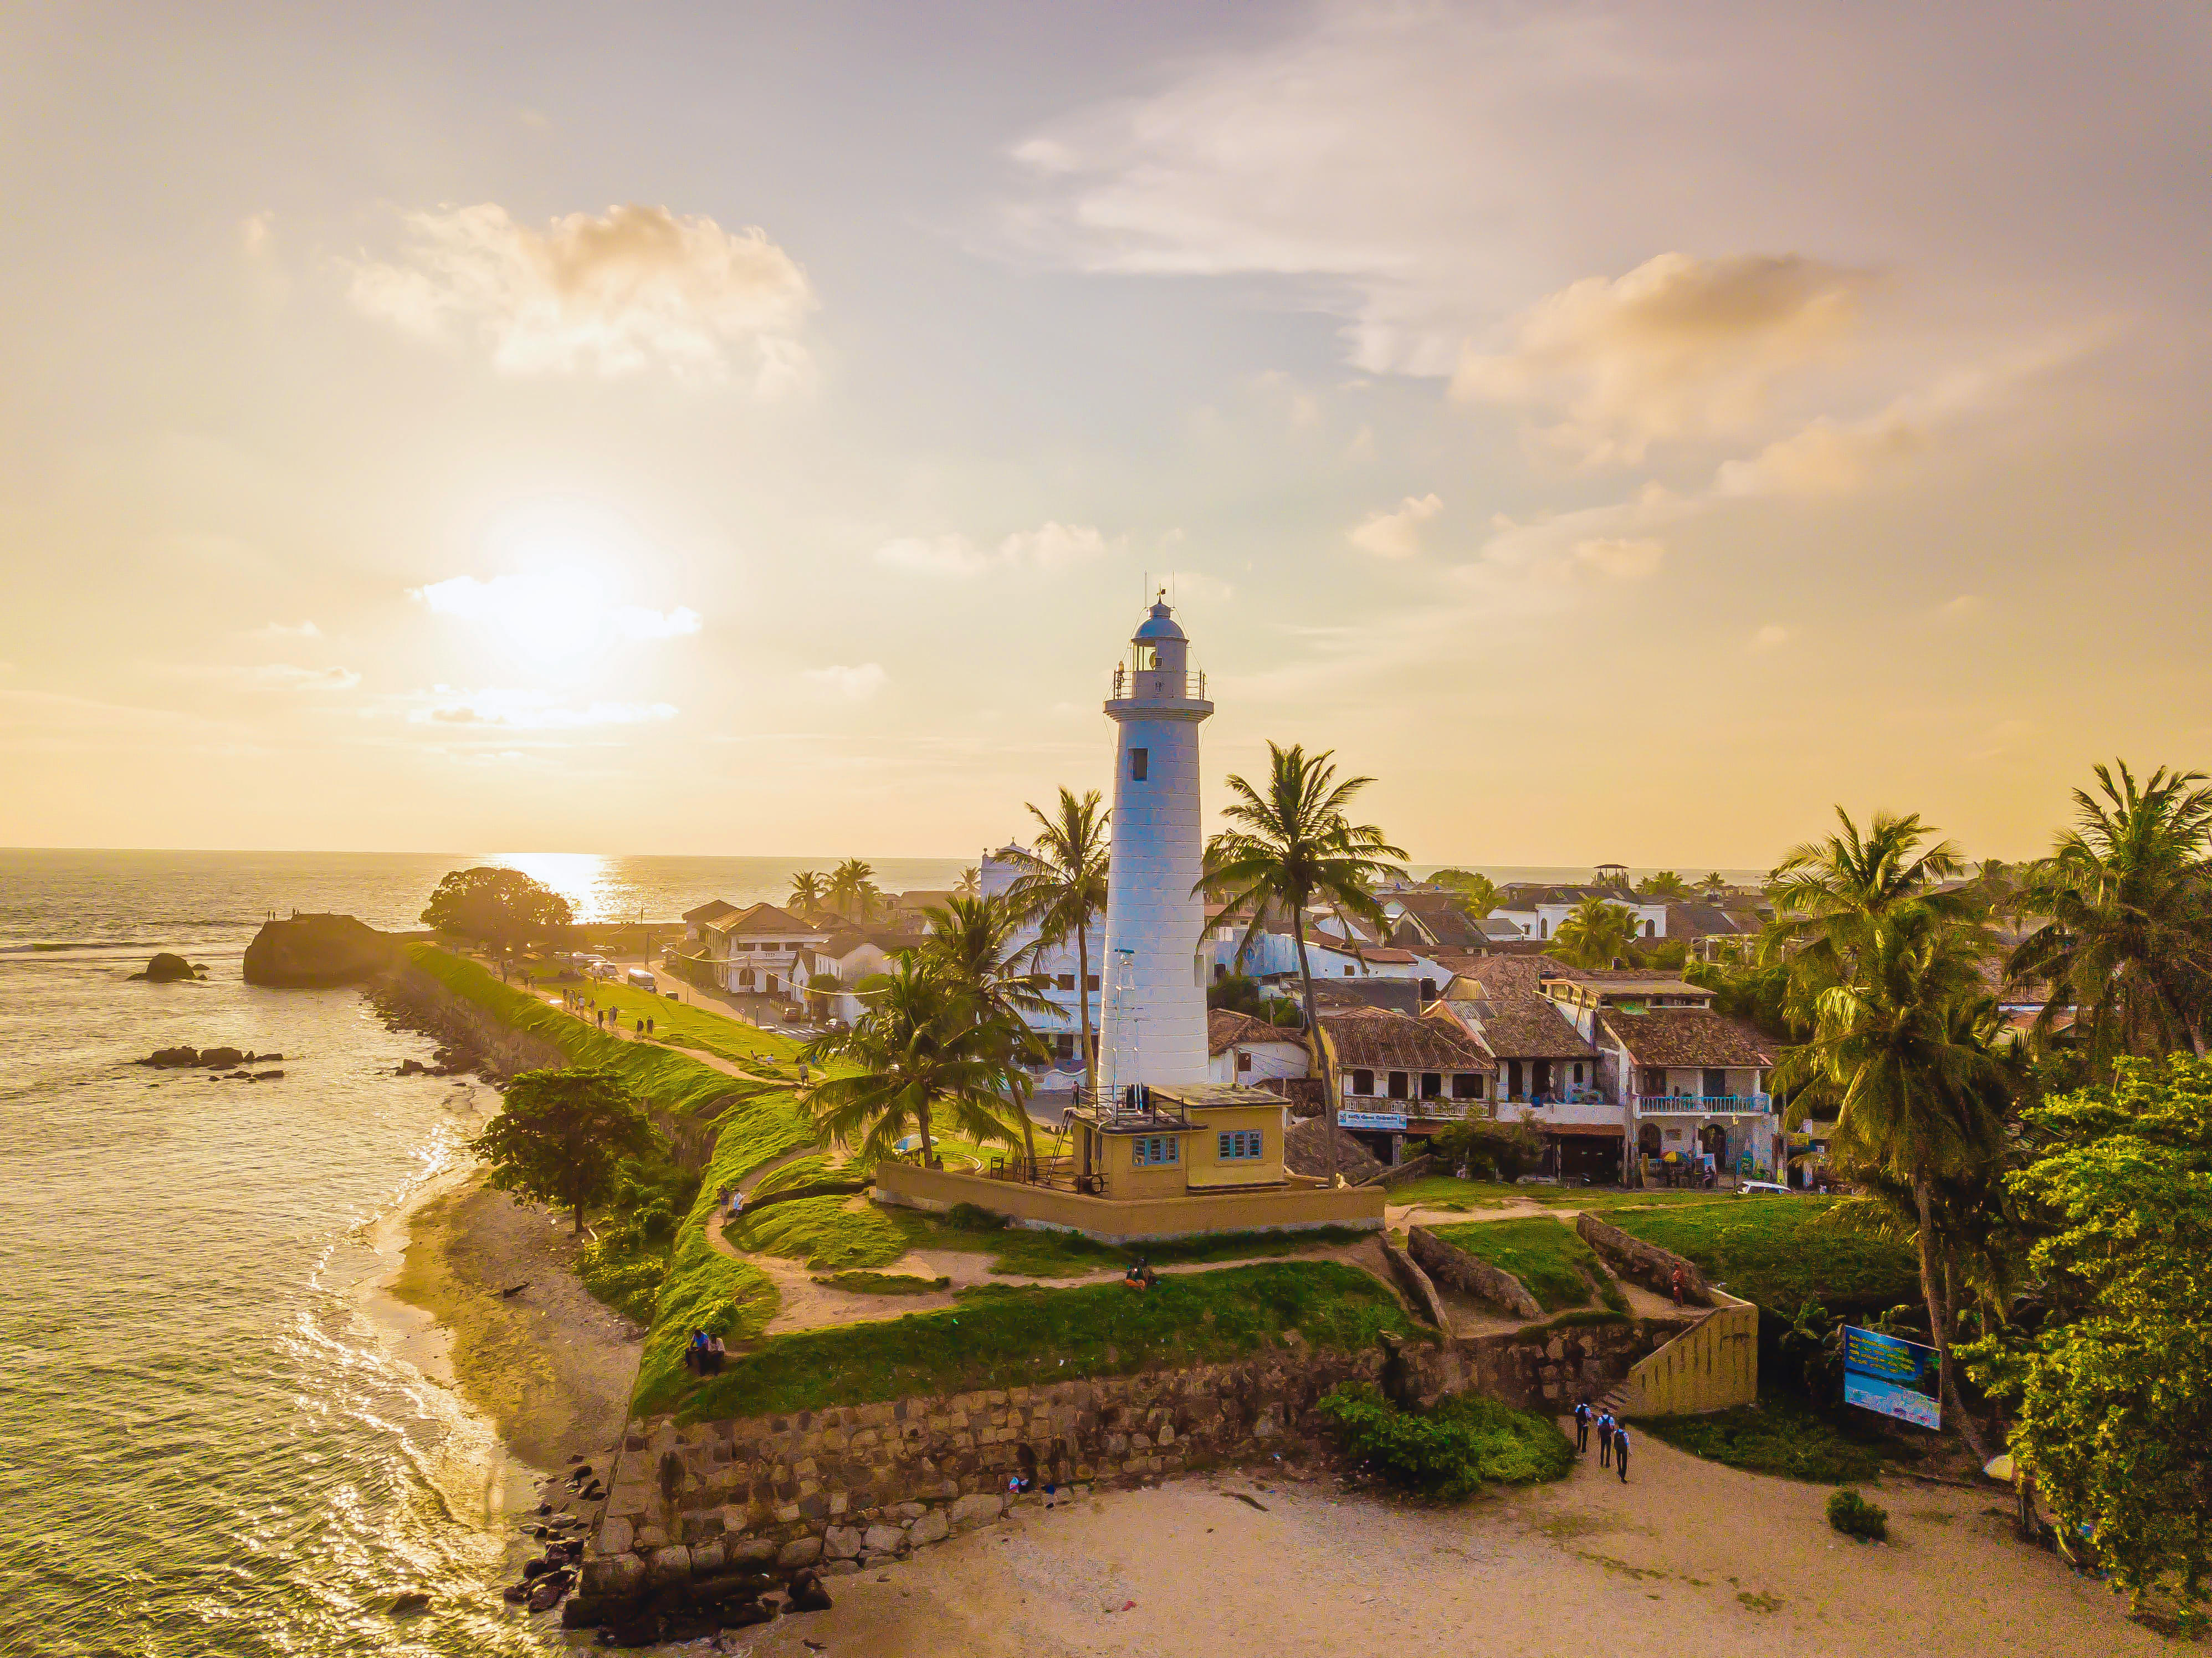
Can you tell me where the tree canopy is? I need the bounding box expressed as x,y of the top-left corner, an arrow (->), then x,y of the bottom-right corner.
1554,896 -> 1637,969
1965,1056 -> 2212,1620
1002,786 -> 1111,1096
421,866 -> 574,961
469,1066 -> 662,1232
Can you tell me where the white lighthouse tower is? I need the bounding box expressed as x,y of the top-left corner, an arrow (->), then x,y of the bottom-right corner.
1097,595 -> 1212,1100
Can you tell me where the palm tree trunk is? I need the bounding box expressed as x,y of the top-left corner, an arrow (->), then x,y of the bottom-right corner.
1292,914 -> 1335,1183
1013,1078 -> 1038,1171
1912,1169 -> 1991,1462
1076,921 -> 1096,1101
918,1101 -> 937,1168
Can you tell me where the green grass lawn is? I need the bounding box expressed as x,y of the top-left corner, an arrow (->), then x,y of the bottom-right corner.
1391,1176 -> 1757,1214
656,1259 -> 1419,1420
1638,1394 -> 1922,1485
1429,1216 -> 1624,1313
1598,1198 -> 1920,1312
813,1271 -> 950,1294
729,1194 -> 920,1272
530,973 -> 814,1071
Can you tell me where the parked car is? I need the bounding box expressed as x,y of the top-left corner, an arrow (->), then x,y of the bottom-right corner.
625,968 -> 658,992
1737,1179 -> 1791,1196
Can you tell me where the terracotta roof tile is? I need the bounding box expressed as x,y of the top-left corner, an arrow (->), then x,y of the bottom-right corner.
1602,1009 -> 1775,1068
1321,1007 -> 1495,1072
1467,990 -> 1597,1059
1207,1009 -> 1304,1056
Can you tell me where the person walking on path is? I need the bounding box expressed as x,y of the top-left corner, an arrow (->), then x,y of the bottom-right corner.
1614,1424 -> 1631,1482
1574,1399 -> 1592,1455
1597,1411 -> 1616,1469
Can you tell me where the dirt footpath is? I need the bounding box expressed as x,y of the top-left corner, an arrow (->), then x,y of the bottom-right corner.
734,1436 -> 2155,1658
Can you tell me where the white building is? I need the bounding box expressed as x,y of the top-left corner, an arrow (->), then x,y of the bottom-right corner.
1205,1009 -> 1309,1088
688,902 -> 829,1000
1098,597 -> 1212,1098
1487,885 -> 1669,943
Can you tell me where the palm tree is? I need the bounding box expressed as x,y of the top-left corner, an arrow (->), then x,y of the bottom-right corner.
1789,901 -> 2009,1458
801,956 -> 1026,1166
826,857 -> 879,922
787,869 -> 828,915
1636,871 -> 1691,900
1763,808 -> 1978,1027
1002,788 -> 1111,1097
1433,868 -> 1499,918
1697,871 -> 1728,895
955,866 -> 980,898
2008,761 -> 2212,1071
920,893 -> 1057,1166
1199,742 -> 1406,1181
1554,896 -> 1638,968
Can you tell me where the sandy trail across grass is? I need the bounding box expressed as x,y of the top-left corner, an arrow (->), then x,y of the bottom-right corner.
732,1435 -> 2156,1658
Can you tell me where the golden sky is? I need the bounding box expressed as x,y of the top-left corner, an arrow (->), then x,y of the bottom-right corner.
2,3 -> 2207,865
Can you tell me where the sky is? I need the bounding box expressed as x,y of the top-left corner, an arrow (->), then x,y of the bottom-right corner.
2,1 -> 2208,867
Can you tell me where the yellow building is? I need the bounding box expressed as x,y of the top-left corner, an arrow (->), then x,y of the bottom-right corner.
873,1080 -> 1382,1244
1067,1082 -> 1290,1199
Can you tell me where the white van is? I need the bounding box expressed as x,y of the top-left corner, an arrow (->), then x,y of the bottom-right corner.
624,968 -> 658,992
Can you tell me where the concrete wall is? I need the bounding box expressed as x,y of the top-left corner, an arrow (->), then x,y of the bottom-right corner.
1574,1212 -> 1714,1302
873,1160 -> 1383,1242
1609,1292 -> 1759,1416
1407,1225 -> 1543,1321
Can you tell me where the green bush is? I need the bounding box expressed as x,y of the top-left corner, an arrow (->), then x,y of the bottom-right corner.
1826,1486 -> 1890,1541
1317,1381 -> 1574,1498
812,1271 -> 950,1294
1642,1396 -> 1908,1484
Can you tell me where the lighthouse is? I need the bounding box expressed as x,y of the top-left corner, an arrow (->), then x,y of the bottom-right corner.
1097,595 -> 1213,1100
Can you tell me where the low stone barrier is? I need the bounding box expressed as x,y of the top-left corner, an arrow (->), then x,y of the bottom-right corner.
1407,1225 -> 1543,1321
1379,1237 -> 1449,1329
1574,1213 -> 1712,1304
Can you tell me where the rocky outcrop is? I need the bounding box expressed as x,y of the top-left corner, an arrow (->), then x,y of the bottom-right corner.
1380,1236 -> 1450,1329
1409,1225 -> 1544,1321
137,1046 -> 284,1069
131,953 -> 207,982
243,914 -> 402,988
1575,1212 -> 1712,1304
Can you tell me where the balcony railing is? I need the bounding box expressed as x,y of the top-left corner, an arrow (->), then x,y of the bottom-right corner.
1633,1093 -> 1773,1115
1108,666 -> 1207,702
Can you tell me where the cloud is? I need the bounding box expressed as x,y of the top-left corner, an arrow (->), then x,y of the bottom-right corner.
170,662 -> 361,692
349,203 -> 815,386
612,605 -> 703,640
1452,253 -> 1866,462
1714,411 -> 1921,496
1571,538 -> 1665,579
252,620 -> 322,639
1348,493 -> 1443,559
403,687 -> 678,729
802,663 -> 889,702
874,521 -> 1122,579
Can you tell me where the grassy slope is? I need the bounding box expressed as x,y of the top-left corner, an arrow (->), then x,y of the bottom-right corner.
1430,1216 -> 1620,1313
1390,1177 -> 1755,1214
654,1260 -> 1417,1420
1598,1198 -> 1920,1312
537,974 -> 813,1072
412,945 -> 820,1408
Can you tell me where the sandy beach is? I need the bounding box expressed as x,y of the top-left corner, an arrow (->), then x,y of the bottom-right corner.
384,1171 -> 644,1470
728,1440 -> 2153,1658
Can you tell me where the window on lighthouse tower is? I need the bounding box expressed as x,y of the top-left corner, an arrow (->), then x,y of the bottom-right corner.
1130,748 -> 1149,781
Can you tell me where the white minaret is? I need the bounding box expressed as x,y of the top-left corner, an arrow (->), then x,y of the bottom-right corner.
1098,595 -> 1212,1099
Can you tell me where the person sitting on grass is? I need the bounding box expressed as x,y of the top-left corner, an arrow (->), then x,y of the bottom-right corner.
1122,1260 -> 1158,1292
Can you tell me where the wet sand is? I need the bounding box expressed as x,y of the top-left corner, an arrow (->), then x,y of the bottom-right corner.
736,1438 -> 2154,1658
385,1171 -> 643,1470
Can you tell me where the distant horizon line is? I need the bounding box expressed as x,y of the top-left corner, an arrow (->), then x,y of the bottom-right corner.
0,843 -> 1788,879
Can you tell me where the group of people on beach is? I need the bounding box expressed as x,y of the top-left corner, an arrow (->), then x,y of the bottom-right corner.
684,1327 -> 727,1376
1573,1398 -> 1631,1482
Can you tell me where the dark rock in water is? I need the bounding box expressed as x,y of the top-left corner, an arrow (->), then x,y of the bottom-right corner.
243,913 -> 402,989
559,1594 -> 606,1629
388,1591 -> 432,1617
198,1047 -> 245,1070
720,1601 -> 776,1629
132,953 -> 205,983
252,1069 -> 284,1081
502,1583 -> 531,1605
527,1579 -> 569,1613
607,1613 -> 662,1647
786,1569 -> 833,1613
141,1047 -> 201,1068
523,1559 -> 554,1581
398,1058 -> 429,1076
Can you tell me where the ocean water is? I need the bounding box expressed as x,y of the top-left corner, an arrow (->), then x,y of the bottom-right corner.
0,849 -> 970,1658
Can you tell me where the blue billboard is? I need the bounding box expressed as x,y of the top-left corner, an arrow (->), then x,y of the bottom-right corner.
1842,1326 -> 1940,1430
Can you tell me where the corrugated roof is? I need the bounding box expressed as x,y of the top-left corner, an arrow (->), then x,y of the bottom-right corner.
683,899 -> 739,923
1603,1009 -> 1775,1068
710,901 -> 828,937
